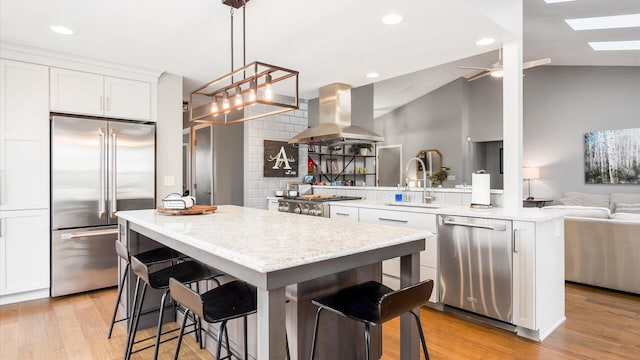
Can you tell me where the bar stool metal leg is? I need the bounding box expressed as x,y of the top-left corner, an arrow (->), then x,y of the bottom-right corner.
244,316 -> 248,360
125,280 -> 148,360
364,324 -> 371,360
152,289 -> 171,360
215,320 -> 226,360
411,310 -> 430,360
107,262 -> 129,338
173,308 -> 191,360
310,307 -> 323,360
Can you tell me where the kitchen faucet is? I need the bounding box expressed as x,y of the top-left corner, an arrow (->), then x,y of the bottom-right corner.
405,157 -> 433,203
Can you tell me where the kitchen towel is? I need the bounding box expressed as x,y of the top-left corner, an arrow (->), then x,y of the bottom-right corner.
471,172 -> 491,206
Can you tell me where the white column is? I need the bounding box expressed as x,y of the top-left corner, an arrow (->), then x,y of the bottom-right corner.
502,38 -> 524,209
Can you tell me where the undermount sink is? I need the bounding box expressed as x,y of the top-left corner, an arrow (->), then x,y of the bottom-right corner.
385,202 -> 441,209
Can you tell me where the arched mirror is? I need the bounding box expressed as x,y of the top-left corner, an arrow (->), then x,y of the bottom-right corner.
415,149 -> 442,186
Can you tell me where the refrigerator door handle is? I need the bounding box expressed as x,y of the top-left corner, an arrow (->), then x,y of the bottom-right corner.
99,128 -> 106,219
61,228 -> 119,240
110,128 -> 118,218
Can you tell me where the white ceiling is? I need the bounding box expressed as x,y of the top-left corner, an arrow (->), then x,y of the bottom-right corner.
1,0 -> 638,117
374,0 -> 640,118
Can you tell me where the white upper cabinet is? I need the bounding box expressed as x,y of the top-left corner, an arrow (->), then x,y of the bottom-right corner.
104,77 -> 151,120
50,67 -> 104,116
50,67 -> 152,121
0,59 -> 50,210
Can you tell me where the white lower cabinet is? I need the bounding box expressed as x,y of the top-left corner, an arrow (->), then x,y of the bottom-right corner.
0,209 -> 50,304
512,219 -> 565,340
267,197 -> 279,211
342,206 -> 439,303
329,205 -> 358,221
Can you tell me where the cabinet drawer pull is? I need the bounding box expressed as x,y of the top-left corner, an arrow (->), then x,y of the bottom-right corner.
336,212 -> 350,216
379,217 -> 408,223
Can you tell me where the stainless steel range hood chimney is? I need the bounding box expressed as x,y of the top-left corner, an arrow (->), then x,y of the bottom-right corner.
289,83 -> 383,145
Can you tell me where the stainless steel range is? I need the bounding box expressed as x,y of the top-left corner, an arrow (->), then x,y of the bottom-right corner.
277,196 -> 362,217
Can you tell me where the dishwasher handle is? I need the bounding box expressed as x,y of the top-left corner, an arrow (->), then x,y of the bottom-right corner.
442,218 -> 507,231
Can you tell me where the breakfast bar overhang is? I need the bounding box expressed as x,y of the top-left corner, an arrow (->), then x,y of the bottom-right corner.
116,206 -> 430,359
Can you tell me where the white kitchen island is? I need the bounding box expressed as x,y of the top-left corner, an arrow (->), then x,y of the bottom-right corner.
116,206 -> 430,359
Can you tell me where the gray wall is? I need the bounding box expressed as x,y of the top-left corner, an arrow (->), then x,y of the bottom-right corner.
372,66 -> 640,197
374,78 -> 466,186
468,76 -> 502,142
351,84 -> 374,129
523,66 -> 640,198
156,73 -> 184,205
213,123 -> 244,205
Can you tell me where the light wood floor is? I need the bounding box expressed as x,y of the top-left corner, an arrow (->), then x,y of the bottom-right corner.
1,283 -> 638,359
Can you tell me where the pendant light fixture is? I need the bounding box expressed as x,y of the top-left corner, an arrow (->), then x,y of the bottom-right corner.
190,0 -> 299,125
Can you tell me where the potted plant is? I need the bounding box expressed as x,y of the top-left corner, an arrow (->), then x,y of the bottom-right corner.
429,166 -> 450,187
349,143 -> 373,156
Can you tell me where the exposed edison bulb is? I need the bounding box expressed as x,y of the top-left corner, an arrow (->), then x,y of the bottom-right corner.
234,86 -> 243,108
264,73 -> 273,100
211,100 -> 219,116
248,79 -> 257,102
222,91 -> 231,113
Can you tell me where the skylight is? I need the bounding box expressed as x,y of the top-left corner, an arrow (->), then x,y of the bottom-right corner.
588,40 -> 640,51
565,14 -> 640,31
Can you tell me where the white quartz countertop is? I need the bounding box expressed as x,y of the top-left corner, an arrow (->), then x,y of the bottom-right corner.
117,206 -> 430,273
330,200 -> 564,222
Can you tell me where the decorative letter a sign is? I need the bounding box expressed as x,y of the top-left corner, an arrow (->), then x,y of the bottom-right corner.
264,140 -> 298,177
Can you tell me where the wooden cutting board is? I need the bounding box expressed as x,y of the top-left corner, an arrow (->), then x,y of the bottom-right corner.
156,205 -> 217,215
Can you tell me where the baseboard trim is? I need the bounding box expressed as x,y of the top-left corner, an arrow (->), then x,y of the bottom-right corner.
0,288 -> 49,305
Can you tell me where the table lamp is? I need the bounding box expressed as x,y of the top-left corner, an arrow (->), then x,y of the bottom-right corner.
523,167 -> 540,200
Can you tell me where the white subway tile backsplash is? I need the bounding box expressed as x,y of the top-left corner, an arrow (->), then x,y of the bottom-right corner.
245,100 -> 308,209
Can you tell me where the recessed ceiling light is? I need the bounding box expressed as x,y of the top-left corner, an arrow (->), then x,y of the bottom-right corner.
544,0 -> 576,3
50,25 -> 74,35
382,14 -> 403,25
588,40 -> 640,51
565,14 -> 640,31
476,38 -> 495,46
366,73 -> 380,79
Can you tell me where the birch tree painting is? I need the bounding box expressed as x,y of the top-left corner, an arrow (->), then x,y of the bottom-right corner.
584,128 -> 640,184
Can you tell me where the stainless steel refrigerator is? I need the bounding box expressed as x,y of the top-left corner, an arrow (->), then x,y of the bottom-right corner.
51,115 -> 155,297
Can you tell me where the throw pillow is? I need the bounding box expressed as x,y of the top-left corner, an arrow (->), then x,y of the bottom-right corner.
610,212 -> 640,221
560,191 -> 611,209
544,205 -> 611,219
614,203 -> 640,214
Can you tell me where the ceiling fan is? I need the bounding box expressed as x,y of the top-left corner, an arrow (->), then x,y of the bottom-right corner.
458,49 -> 551,81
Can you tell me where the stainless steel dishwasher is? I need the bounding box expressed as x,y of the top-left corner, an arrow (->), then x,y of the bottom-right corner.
438,215 -> 513,324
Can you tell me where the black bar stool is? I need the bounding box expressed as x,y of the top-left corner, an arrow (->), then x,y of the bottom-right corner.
108,241 -> 184,339
169,278 -> 258,360
124,256 -> 224,360
310,280 -> 434,360
170,278 -> 292,360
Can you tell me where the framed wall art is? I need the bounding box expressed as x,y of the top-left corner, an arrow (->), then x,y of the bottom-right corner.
264,140 -> 298,177
584,128 -> 640,184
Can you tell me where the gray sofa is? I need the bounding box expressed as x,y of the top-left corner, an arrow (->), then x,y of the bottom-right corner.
547,192 -> 640,295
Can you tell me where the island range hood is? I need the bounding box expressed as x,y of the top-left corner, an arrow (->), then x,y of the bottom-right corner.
288,83 -> 383,145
